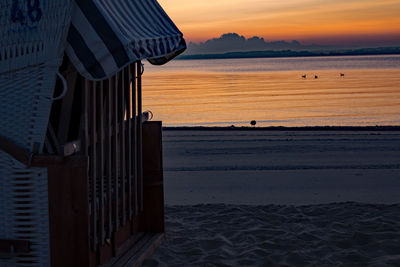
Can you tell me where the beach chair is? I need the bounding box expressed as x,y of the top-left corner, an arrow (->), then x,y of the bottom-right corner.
0,1 -> 72,266
1,0 -> 186,265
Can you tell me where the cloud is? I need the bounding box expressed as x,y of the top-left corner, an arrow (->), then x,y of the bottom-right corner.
185,33 -> 321,54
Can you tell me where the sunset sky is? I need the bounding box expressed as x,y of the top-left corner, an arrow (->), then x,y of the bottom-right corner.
159,0 -> 400,46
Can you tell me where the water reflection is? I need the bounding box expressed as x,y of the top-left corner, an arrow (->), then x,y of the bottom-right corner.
142,57 -> 400,127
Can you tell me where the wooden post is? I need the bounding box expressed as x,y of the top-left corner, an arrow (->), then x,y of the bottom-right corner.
140,121 -> 165,233
47,156 -> 96,267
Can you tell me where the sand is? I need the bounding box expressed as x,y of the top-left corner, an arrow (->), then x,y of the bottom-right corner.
163,129 -> 400,205
144,129 -> 400,266
144,203 -> 400,266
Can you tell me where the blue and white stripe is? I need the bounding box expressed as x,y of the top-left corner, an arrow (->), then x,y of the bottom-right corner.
66,0 -> 186,81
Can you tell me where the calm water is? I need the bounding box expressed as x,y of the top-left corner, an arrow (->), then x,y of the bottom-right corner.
142,55 -> 400,127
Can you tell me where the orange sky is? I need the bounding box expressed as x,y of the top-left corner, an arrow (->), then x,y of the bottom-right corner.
159,0 -> 400,45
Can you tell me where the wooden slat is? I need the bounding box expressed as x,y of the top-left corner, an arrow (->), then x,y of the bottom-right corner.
98,80 -> 105,245
84,78 -> 92,251
137,61 -> 143,212
126,64 -> 132,218
131,63 -> 137,216
90,81 -> 98,251
120,71 -> 126,224
84,79 -> 90,156
113,73 -> 119,231
106,78 -> 113,239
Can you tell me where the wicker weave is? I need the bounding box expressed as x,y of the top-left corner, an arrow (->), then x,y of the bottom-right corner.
0,151 -> 50,267
0,1 -> 72,266
0,0 -> 72,152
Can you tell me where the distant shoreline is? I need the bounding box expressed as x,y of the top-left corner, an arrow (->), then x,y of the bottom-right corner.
163,126 -> 400,131
178,47 -> 400,60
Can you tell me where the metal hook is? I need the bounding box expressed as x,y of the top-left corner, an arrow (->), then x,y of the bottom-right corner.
136,62 -> 145,78
142,110 -> 153,121
48,71 -> 68,101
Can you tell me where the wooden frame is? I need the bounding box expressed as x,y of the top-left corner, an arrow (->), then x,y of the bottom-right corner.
0,59 -> 165,266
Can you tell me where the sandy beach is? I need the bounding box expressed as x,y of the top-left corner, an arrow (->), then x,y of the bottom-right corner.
144,128 -> 400,266
163,128 -> 400,205
144,203 -> 400,266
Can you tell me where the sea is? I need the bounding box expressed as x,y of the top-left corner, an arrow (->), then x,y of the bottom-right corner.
142,55 -> 400,127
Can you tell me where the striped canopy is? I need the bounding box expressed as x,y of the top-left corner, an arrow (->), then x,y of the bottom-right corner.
66,0 -> 186,81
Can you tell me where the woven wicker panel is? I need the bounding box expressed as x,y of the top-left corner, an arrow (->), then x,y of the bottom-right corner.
0,0 -> 72,72
0,64 -> 55,152
0,151 -> 17,267
1,1 -> 72,266
0,151 -> 51,267
0,0 -> 72,152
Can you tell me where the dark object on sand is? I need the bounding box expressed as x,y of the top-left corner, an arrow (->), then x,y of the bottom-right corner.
340,73 -> 345,77
250,120 -> 256,126
302,74 -> 307,78
314,75 -> 318,79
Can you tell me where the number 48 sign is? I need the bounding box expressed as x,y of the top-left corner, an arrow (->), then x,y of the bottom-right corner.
10,0 -> 42,25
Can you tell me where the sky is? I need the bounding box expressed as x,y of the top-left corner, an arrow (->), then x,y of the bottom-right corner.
158,0 -> 400,46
